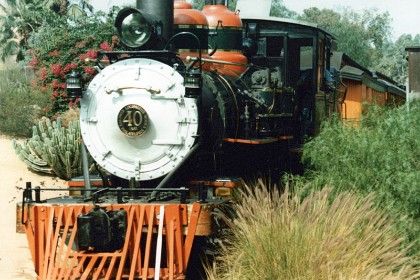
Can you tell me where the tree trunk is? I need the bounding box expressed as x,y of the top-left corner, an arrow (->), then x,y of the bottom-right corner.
60,0 -> 68,16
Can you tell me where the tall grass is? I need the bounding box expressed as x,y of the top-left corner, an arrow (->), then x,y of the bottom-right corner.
0,66 -> 49,137
301,102 -> 420,252
206,181 -> 420,280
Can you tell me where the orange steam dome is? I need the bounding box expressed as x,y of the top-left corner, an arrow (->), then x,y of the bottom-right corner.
174,1 -> 212,70
202,4 -> 248,76
174,1 -> 192,9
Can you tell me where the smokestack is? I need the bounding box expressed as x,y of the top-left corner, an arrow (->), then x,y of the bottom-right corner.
136,0 -> 174,43
205,0 -> 226,5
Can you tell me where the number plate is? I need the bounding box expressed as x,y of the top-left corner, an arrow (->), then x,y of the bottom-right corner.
117,104 -> 149,136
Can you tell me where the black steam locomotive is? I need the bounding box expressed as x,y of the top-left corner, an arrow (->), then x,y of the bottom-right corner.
69,0 -> 336,187
22,1 -> 338,279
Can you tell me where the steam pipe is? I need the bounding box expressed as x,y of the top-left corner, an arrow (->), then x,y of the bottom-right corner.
150,141 -> 201,201
81,141 -> 91,197
186,56 -> 252,67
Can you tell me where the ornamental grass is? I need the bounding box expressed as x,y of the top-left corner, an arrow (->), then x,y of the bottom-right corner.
205,180 -> 420,280
302,102 -> 420,253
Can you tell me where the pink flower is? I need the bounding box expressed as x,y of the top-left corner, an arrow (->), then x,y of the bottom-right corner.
85,49 -> 97,59
28,57 -> 39,69
64,62 -> 78,73
50,63 -> 64,77
40,67 -> 48,81
68,99 -> 79,108
85,66 -> 97,76
100,41 -> 112,51
51,79 -> 65,89
76,41 -> 86,48
49,50 -> 60,58
51,80 -> 59,89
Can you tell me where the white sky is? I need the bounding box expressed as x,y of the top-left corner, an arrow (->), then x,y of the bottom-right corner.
282,0 -> 419,39
91,0 -> 134,12
90,0 -> 419,40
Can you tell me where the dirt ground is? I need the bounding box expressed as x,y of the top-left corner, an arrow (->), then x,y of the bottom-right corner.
0,136 -> 67,279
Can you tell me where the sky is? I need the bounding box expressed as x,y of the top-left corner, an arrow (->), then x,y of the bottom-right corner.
90,0 -> 419,40
282,0 -> 420,40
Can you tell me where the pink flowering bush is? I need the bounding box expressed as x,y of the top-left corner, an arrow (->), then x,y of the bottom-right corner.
26,11 -> 122,117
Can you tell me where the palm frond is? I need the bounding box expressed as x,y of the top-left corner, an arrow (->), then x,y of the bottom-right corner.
67,4 -> 86,21
1,40 -> 18,62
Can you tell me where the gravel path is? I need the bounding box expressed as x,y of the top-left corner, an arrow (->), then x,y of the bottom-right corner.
0,136 -> 67,279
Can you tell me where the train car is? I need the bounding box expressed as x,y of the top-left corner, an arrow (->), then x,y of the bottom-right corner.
331,52 -> 405,123
404,46 -> 420,101
19,1 -> 339,279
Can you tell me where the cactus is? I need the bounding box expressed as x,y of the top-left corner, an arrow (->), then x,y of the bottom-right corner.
12,118 -> 87,180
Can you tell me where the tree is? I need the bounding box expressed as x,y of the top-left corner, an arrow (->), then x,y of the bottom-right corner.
0,0 -> 46,61
299,7 -> 392,69
44,0 -> 93,19
378,34 -> 420,85
270,0 -> 297,18
190,0 -> 296,17
67,0 -> 94,20
0,0 -> 94,62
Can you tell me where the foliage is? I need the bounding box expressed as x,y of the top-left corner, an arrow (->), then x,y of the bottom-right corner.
377,34 -> 420,85
299,7 -> 392,69
269,0 -> 297,18
44,0 -> 93,18
0,0 -> 94,62
13,118 -> 84,180
25,9 -> 121,117
206,181 -> 420,279
0,66 -> 49,137
302,102 -> 420,252
190,0 -> 296,17
0,0 -> 47,61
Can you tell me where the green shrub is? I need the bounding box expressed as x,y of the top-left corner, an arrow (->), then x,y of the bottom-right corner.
0,66 -> 49,137
301,101 -> 420,252
25,9 -> 122,117
206,181 -> 420,280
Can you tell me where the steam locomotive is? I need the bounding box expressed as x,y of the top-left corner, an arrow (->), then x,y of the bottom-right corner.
21,1 -> 338,279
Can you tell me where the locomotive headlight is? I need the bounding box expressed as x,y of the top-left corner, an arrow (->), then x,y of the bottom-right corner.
66,71 -> 83,99
115,7 -> 160,49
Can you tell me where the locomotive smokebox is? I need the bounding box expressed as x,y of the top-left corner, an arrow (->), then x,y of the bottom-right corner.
136,0 -> 173,43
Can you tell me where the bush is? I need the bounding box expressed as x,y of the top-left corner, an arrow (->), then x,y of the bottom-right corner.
60,106 -> 80,128
0,66 -> 49,137
301,101 -> 420,252
206,181 -> 420,280
25,9 -> 122,117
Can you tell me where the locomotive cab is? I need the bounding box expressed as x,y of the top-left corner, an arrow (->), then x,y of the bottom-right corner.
241,16 -> 337,141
